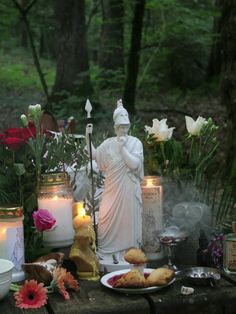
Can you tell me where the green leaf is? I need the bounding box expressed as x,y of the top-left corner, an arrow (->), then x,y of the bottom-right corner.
24,192 -> 37,213
14,163 -> 26,176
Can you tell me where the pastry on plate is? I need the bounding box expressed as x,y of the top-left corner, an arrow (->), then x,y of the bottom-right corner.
124,248 -> 147,265
145,267 -> 175,287
113,268 -> 145,288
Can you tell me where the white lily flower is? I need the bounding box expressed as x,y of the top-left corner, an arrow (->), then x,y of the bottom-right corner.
145,118 -> 175,142
185,116 -> 207,136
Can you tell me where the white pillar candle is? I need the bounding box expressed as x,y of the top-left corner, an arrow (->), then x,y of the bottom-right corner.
141,176 -> 163,258
38,196 -> 74,248
0,206 -> 25,282
0,227 -> 7,258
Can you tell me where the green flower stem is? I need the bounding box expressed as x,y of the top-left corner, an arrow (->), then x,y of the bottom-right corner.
160,142 -> 167,174
10,283 -> 20,292
188,136 -> 195,165
12,151 -> 15,164
18,175 -> 23,206
27,118 -> 43,191
45,286 -> 54,294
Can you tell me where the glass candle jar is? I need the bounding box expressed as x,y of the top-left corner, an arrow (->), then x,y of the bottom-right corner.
0,205 -> 25,282
141,176 -> 163,260
223,221 -> 236,274
37,172 -> 74,248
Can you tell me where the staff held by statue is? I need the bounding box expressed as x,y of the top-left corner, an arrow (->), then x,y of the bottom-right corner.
85,99 -> 97,244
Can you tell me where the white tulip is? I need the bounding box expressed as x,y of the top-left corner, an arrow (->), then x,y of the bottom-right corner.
145,118 -> 175,142
185,116 -> 207,136
29,104 -> 41,113
28,104 -> 42,121
20,114 -> 28,127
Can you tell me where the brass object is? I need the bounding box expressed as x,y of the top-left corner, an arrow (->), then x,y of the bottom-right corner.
39,172 -> 69,186
0,205 -> 23,218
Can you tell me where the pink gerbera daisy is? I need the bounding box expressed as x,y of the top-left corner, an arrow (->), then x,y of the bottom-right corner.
51,267 -> 79,300
14,279 -> 48,309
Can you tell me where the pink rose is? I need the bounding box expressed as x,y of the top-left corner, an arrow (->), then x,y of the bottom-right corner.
32,209 -> 56,232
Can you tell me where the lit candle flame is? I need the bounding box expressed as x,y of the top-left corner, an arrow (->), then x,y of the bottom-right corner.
78,207 -> 86,217
146,178 -> 154,187
72,202 -> 85,217
0,228 -> 6,235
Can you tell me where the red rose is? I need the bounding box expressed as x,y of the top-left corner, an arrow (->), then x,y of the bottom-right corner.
22,126 -> 36,140
4,127 -> 22,138
1,137 -> 25,151
32,209 -> 56,232
28,121 -> 36,128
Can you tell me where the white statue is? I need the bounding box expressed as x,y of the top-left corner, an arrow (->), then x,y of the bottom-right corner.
86,100 -> 144,261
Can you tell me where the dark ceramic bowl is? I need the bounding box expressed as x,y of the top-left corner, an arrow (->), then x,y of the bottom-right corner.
22,252 -> 64,285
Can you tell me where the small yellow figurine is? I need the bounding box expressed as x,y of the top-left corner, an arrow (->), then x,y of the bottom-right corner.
69,202 -> 99,280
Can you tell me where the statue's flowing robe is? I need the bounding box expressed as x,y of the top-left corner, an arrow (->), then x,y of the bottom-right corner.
96,136 -> 143,257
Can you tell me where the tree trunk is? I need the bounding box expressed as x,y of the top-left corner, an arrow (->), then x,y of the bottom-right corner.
12,0 -> 50,103
52,0 -> 93,100
123,0 -> 146,114
207,0 -> 224,78
98,0 -> 124,90
220,0 -> 236,171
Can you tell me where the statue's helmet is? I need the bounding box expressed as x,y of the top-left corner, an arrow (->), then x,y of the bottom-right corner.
113,99 -> 130,125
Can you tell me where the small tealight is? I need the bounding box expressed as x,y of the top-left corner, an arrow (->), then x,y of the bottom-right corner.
181,285 -> 194,295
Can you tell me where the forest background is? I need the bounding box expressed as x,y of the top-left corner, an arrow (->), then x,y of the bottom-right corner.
0,0 -> 235,195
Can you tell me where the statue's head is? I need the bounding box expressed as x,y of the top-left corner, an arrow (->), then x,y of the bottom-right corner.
113,100 -> 130,136
113,99 -> 130,126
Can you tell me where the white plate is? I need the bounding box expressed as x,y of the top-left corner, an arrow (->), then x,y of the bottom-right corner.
100,268 -> 175,294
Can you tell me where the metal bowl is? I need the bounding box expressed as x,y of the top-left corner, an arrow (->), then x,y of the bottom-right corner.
178,266 -> 221,286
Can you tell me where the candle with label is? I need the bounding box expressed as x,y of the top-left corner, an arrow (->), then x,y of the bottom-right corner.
224,221 -> 236,274
141,176 -> 163,260
0,205 -> 25,282
37,173 -> 74,248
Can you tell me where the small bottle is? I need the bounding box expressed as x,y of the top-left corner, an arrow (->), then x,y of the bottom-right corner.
223,221 -> 236,274
196,229 -> 209,267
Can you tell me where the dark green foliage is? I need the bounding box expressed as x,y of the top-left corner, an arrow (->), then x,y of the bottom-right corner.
0,0 -> 235,233
42,132 -> 88,174
139,0 -> 216,91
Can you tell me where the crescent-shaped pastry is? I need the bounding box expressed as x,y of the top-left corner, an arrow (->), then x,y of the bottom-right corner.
124,248 -> 148,264
145,267 -> 175,287
113,268 -> 145,288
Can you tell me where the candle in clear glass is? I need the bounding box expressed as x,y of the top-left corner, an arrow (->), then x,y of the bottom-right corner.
0,205 -> 25,282
141,176 -> 163,257
37,173 -> 74,248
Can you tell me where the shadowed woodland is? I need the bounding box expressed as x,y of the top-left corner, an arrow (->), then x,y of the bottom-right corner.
0,0 -> 235,198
